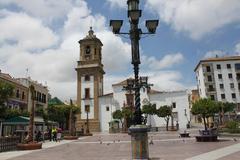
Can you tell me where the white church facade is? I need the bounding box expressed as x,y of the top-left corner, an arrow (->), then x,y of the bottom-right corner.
99,79 -> 191,132
76,28 -> 191,132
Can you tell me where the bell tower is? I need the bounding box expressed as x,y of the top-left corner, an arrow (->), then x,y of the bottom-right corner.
75,27 -> 105,132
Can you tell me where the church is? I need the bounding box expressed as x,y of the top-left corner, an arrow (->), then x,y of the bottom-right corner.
75,28 -> 191,132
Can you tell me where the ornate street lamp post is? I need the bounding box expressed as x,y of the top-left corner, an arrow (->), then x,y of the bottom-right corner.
110,1 -> 158,159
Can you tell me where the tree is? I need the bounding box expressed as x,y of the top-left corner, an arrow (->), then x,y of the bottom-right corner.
217,102 -> 236,125
0,81 -> 14,119
112,110 -> 123,128
191,98 -> 218,130
156,105 -> 172,131
142,103 -> 156,125
47,101 -> 80,130
113,108 -> 132,131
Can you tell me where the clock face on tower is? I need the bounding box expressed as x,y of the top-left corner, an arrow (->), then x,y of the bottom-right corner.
85,46 -> 91,54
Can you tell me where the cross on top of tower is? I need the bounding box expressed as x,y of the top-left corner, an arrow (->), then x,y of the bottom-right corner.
89,26 -> 94,36
79,26 -> 103,46
84,26 -> 96,39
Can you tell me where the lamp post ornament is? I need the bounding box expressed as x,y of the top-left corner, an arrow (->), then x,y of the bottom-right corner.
110,0 -> 158,159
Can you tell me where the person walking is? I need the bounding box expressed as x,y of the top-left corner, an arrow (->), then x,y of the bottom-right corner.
57,128 -> 62,142
48,128 -> 52,141
52,127 -> 57,142
36,130 -> 42,142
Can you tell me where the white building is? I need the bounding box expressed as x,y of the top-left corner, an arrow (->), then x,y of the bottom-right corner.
194,56 -> 240,109
99,79 -> 191,132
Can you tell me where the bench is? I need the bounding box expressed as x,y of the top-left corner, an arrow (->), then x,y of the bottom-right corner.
180,132 -> 190,137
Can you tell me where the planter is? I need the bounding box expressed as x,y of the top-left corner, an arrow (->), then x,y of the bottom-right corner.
63,136 -> 79,140
180,132 -> 190,137
17,142 -> 42,150
83,133 -> 93,136
196,129 -> 218,142
196,135 -> 218,142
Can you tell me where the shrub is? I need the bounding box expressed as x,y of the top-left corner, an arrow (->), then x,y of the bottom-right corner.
225,120 -> 239,130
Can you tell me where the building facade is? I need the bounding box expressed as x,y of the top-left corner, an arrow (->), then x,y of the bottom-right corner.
195,56 -> 240,111
17,78 -> 48,113
75,28 -> 105,132
99,79 -> 191,132
0,70 -> 28,111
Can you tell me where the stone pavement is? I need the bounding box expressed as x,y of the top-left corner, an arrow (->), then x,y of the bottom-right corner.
0,130 -> 240,160
0,137 -> 87,160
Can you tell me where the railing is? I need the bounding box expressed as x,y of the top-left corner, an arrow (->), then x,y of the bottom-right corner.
0,136 -> 20,152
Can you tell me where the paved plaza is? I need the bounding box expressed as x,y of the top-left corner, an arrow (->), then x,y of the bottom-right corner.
0,129 -> 240,160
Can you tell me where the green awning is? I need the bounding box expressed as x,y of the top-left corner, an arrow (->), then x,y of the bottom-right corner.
3,116 -> 57,125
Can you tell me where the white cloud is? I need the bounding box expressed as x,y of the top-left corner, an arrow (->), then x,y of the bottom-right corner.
236,42 -> 240,54
0,0 -> 73,23
0,10 -> 58,50
106,0 -> 126,9
142,53 -> 184,70
98,31 -> 131,72
146,71 -> 186,91
146,0 -> 240,39
204,50 -> 226,58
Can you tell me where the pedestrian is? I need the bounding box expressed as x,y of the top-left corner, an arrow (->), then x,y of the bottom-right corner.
48,128 -> 52,141
36,130 -> 42,142
57,128 -> 62,142
81,125 -> 84,135
52,127 -> 57,142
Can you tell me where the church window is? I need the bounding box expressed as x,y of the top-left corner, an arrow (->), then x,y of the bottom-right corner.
85,105 -> 90,112
106,106 -> 109,111
172,102 -> 176,108
85,46 -> 91,54
85,88 -> 90,99
85,75 -> 90,81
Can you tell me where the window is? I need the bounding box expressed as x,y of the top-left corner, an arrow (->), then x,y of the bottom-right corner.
207,75 -> 212,82
206,66 -> 211,72
85,75 -> 90,81
227,64 -> 231,69
106,106 -> 109,111
238,83 -> 240,90
85,105 -> 90,112
235,63 -> 240,70
221,94 -> 225,99
216,64 -> 221,69
16,89 -> 20,98
210,95 -> 215,100
220,84 -> 224,89
236,73 -> 240,80
85,46 -> 91,54
232,93 -> 236,99
85,88 -> 90,99
218,74 -> 222,79
230,83 -> 234,89
228,73 -> 233,79
208,85 -> 214,91
22,92 -> 25,100
172,102 -> 176,108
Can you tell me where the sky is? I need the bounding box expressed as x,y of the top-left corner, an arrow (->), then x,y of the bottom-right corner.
0,0 -> 240,101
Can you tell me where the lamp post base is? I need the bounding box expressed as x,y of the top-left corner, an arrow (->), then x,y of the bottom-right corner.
129,125 -> 149,160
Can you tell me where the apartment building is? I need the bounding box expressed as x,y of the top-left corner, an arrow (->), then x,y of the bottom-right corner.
194,56 -> 240,111
0,70 -> 28,111
17,78 -> 49,112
